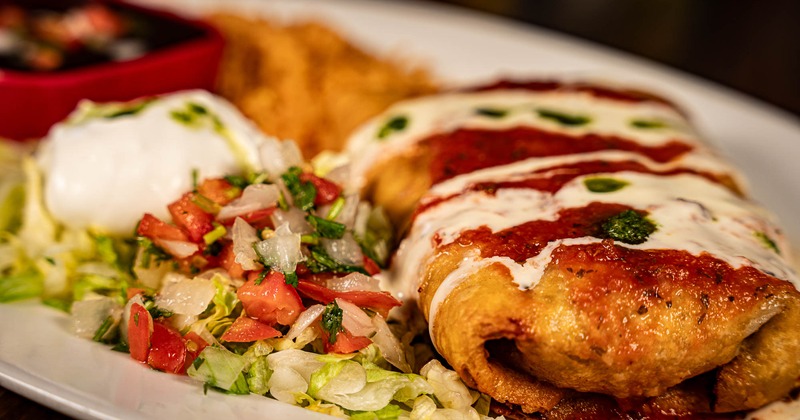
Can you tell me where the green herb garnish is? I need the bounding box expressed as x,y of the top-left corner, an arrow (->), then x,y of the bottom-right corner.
307,215 -> 346,239
306,247 -> 368,275
321,301 -> 344,343
284,271 -> 299,288
631,119 -> 667,129
281,166 -> 316,211
475,108 -> 508,118
601,210 -> 657,245
92,316 -> 115,342
584,177 -> 629,193
377,115 -> 408,139
536,109 -> 591,126
755,231 -> 781,254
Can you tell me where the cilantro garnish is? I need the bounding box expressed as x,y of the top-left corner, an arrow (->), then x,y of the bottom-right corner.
601,210 -> 657,245
755,231 -> 781,254
307,215 -> 346,239
631,119 -> 668,129
377,115 -> 409,139
284,271 -> 299,288
475,107 -> 508,118
321,301 -> 344,343
536,109 -> 591,126
306,246 -> 368,275
281,167 -> 316,211
584,177 -> 629,193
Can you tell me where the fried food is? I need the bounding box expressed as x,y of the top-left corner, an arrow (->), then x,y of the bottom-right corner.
345,80 -> 800,416
206,13 -> 438,158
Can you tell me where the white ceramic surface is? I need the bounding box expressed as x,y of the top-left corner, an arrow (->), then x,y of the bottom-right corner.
2,0 -> 799,418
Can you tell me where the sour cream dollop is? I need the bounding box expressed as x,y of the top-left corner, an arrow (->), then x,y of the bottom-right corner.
36,90 -> 281,235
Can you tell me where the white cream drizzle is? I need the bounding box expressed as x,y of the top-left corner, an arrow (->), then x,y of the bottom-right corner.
346,88 -> 706,191
343,86 -> 799,341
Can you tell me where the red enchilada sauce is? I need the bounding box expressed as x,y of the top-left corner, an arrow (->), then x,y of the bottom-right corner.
425,127 -> 694,184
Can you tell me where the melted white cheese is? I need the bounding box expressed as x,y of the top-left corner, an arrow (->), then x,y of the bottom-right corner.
36,90 -> 275,235
342,87 -> 800,340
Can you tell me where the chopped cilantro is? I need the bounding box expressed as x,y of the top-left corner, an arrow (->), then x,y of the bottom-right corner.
283,271 -> 299,288
103,99 -> 153,119
254,269 -> 269,285
377,115 -> 408,139
321,301 -> 344,343
281,167 -> 316,211
631,119 -> 668,129
136,237 -> 171,269
584,177 -> 629,193
224,175 -> 250,189
148,306 -> 173,319
306,246 -> 368,275
92,316 -> 114,342
601,210 -> 657,245
307,215 -> 346,239
475,107 -> 508,118
536,109 -> 591,126
755,231 -> 781,254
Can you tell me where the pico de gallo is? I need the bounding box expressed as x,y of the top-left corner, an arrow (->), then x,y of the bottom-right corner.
0,121 -> 496,418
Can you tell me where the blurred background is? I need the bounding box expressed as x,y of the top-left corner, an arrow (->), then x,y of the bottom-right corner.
424,0 -> 800,118
1,0 -> 798,418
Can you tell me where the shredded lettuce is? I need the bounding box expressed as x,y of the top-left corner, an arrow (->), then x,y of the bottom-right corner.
187,345 -> 248,393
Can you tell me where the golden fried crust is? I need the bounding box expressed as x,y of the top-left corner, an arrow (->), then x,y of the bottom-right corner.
362,144 -> 432,231
419,240 -> 800,413
420,243 -> 565,413
714,296 -> 800,412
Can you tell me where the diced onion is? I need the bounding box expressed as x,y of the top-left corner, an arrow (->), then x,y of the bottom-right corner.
254,223 -> 305,273
326,272 -> 381,292
336,298 -> 375,338
158,239 -> 198,259
321,232 -> 363,266
285,304 -> 325,341
270,207 -> 312,235
371,314 -> 412,373
232,217 -> 262,271
217,184 -> 279,221
71,295 -> 121,340
155,272 -> 216,316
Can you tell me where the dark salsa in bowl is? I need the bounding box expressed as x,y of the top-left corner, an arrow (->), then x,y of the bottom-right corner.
0,0 -> 207,72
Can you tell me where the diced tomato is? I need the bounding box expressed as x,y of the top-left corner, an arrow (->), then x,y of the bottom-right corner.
147,322 -> 187,374
219,243 -> 246,279
238,271 -> 305,326
183,331 -> 208,372
362,256 -> 381,276
126,287 -> 146,301
218,207 -> 276,230
299,173 -> 342,205
221,317 -> 282,342
168,193 -> 214,243
137,213 -> 189,242
198,178 -> 240,206
323,330 -> 372,354
128,303 -> 153,363
297,280 -> 401,318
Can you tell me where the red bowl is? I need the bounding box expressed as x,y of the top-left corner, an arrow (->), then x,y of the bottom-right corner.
0,1 -> 224,141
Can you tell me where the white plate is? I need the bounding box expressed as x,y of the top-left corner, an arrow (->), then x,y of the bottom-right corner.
2,0 -> 799,419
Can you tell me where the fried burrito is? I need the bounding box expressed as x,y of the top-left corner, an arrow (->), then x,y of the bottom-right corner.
345,81 -> 800,416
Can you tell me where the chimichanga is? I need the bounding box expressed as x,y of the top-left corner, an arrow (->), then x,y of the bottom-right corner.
346,80 -> 800,416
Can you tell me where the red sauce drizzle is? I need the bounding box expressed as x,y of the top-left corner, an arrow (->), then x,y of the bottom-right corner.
426,127 -> 693,185
416,160 -> 725,218
451,202 -> 781,292
454,202 -> 632,263
466,79 -> 681,111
